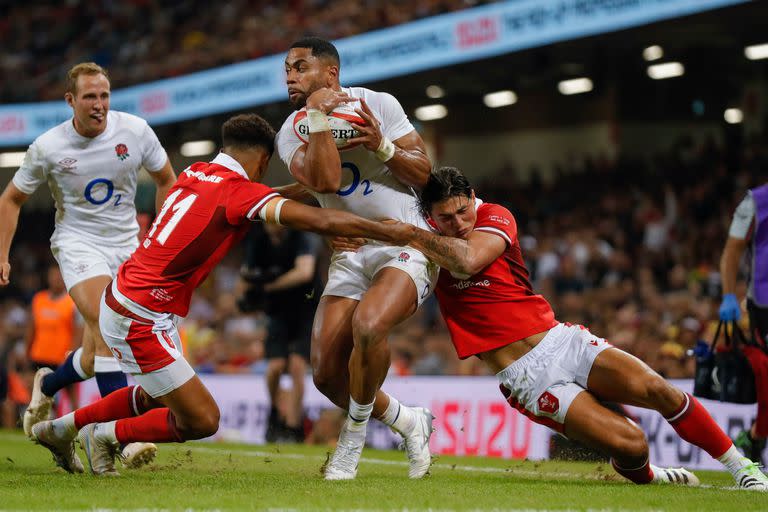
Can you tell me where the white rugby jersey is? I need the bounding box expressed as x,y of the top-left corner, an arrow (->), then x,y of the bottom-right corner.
276,86 -> 430,230
13,111 -> 168,246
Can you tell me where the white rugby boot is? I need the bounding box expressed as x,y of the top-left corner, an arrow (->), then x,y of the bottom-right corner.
399,407 -> 435,479
733,459 -> 768,491
23,367 -> 54,437
120,442 -> 158,469
650,464 -> 700,486
31,420 -> 83,474
79,423 -> 121,476
324,418 -> 367,480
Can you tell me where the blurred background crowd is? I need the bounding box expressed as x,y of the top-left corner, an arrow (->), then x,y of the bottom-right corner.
0,0 -> 492,102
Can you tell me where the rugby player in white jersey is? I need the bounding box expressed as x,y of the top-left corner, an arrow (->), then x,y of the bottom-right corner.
276,37 -> 436,480
0,62 -> 176,468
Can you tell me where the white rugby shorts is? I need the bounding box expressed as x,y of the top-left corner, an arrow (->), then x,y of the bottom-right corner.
497,322 -> 613,433
99,280 -> 194,398
323,243 -> 439,307
52,234 -> 137,291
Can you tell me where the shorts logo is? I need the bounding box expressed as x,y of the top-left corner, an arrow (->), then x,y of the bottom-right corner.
115,143 -> 129,161
397,252 -> 411,263
537,391 -> 559,415
420,283 -> 430,299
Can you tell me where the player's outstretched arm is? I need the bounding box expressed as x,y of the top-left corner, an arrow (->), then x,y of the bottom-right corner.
261,198 -> 413,245
0,183 -> 30,285
407,227 -> 506,277
290,88 -> 357,193
348,99 -> 431,190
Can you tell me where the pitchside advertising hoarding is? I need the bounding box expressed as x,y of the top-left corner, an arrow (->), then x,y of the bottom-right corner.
70,376 -> 761,470
0,0 -> 747,146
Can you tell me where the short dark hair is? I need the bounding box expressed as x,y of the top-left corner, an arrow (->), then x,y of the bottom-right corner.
221,114 -> 275,154
418,166 -> 473,217
290,37 -> 340,67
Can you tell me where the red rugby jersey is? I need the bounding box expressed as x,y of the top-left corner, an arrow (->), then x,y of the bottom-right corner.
117,153 -> 279,316
435,202 -> 556,358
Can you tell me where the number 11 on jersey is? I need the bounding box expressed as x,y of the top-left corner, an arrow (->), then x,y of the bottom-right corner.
143,189 -> 198,248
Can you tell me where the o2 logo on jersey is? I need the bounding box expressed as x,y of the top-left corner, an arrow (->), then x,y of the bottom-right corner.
84,178 -> 122,206
336,162 -> 373,197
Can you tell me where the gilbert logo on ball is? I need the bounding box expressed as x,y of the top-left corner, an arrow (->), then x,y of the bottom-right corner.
293,103 -> 366,150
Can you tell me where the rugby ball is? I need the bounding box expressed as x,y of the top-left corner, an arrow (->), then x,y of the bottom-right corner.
293,103 -> 366,150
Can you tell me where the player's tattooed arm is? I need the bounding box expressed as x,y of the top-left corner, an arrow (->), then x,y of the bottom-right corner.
407,227 -> 506,277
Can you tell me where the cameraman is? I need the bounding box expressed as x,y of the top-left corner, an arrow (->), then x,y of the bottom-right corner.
720,183 -> 768,464
240,222 -> 321,443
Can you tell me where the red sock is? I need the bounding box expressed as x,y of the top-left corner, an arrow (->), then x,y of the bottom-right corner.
74,385 -> 140,429
611,458 -> 653,484
667,393 -> 732,458
115,408 -> 184,444
743,345 -> 768,438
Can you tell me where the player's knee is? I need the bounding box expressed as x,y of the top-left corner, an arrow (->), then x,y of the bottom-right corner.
188,408 -> 220,440
351,314 -> 389,349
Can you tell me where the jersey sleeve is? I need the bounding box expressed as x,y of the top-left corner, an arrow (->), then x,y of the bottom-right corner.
473,204 -> 517,246
11,140 -> 48,194
226,180 -> 281,225
376,92 -> 415,142
276,114 -> 303,173
729,193 -> 756,240
138,121 -> 168,172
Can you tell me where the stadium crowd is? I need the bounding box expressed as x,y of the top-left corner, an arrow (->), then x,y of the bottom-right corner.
0,0 -> 491,103
1,132 -> 764,429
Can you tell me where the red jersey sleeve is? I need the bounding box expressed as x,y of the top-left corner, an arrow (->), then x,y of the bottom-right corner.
225,180 -> 281,225
473,204 -> 517,246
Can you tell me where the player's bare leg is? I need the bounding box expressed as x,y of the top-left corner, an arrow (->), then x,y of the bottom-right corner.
562,390 -> 698,486
587,348 -> 768,490
265,357 -> 287,442
286,354 -> 307,437
325,268 -> 433,479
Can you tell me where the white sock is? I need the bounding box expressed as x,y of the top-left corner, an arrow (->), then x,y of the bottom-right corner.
348,397 -> 373,431
378,393 -> 416,435
95,421 -> 119,445
72,347 -> 89,380
718,444 -> 751,474
52,412 -> 78,440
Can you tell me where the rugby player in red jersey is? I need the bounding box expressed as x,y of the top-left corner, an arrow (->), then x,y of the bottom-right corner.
397,166 -> 767,490
29,113 -> 415,476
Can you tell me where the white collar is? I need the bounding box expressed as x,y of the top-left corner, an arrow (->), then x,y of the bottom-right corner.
211,152 -> 249,180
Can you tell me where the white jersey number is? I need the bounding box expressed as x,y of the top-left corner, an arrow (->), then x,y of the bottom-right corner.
144,189 -> 198,247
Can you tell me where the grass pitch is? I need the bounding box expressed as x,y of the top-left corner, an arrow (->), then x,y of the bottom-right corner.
1,429 -> 767,511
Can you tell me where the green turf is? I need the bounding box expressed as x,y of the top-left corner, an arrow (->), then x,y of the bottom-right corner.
1,429 -> 767,511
